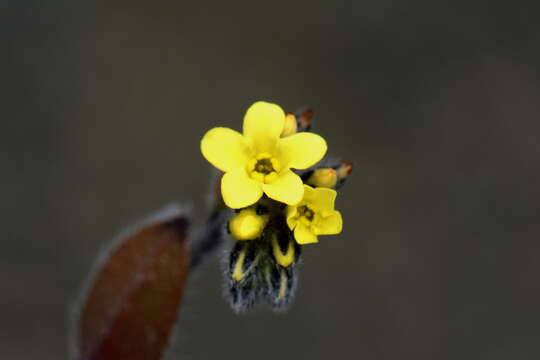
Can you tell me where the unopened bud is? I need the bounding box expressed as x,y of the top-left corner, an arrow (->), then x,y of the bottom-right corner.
229,207 -> 269,241
281,113 -> 298,137
306,168 -> 338,188
229,241 -> 259,282
296,108 -> 313,131
270,234 -> 299,267
335,161 -> 353,189
267,266 -> 297,311
337,161 -> 353,177
227,241 -> 260,312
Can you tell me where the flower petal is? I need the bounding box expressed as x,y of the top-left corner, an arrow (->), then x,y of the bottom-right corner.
201,127 -> 250,172
285,206 -> 298,230
262,170 -> 304,205
302,185 -> 317,202
278,132 -> 327,169
310,187 -> 337,212
313,211 -> 343,235
221,167 -> 263,209
294,223 -> 318,244
243,101 -> 285,153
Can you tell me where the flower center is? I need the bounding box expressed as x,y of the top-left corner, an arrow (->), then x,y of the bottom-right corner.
247,153 -> 281,183
254,158 -> 274,174
297,205 -> 315,224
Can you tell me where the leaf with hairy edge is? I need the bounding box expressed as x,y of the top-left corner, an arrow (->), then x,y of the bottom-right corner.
74,204 -> 190,360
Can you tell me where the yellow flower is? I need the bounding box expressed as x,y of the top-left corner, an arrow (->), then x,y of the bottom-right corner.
286,185 -> 343,244
201,101 -> 327,209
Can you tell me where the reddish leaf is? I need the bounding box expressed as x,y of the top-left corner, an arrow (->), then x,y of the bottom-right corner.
76,206 -> 190,360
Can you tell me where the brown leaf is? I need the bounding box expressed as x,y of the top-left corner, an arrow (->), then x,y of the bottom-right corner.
75,205 -> 190,360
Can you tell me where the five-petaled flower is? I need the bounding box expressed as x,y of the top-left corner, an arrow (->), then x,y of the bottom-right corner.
201,101 -> 327,209
286,185 -> 343,244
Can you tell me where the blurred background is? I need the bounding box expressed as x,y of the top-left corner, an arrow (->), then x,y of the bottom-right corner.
3,1 -> 540,359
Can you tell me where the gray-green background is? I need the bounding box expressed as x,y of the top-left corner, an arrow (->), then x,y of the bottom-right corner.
3,1 -> 540,359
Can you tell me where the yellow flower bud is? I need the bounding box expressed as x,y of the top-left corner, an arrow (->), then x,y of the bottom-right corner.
280,113 -> 298,137
306,168 -> 338,188
229,207 -> 268,241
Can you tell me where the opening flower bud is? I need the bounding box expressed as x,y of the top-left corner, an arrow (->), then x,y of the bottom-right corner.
229,207 -> 269,240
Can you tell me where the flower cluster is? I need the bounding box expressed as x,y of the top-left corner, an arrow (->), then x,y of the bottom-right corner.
201,101 -> 352,311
